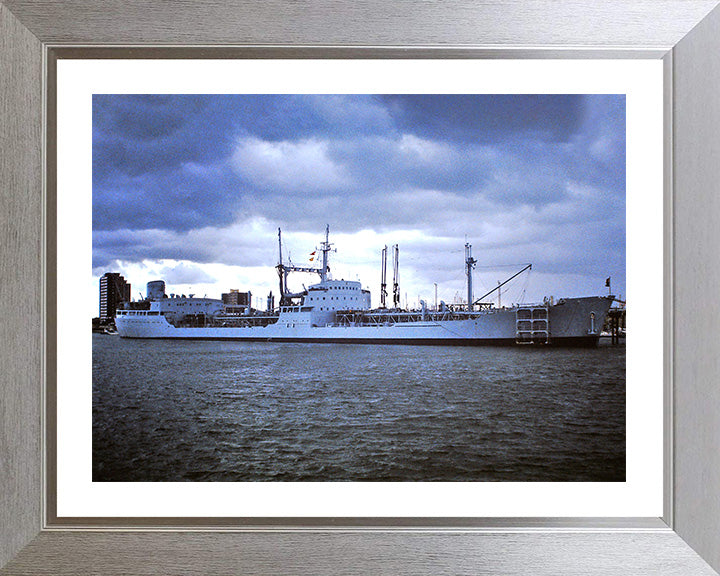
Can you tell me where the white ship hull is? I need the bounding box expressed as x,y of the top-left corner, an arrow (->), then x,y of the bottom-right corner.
116,296 -> 613,347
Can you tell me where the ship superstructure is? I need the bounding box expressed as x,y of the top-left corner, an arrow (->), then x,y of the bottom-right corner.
115,226 -> 614,346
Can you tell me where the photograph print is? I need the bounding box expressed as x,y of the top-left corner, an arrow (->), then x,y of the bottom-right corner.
92,94 -> 626,482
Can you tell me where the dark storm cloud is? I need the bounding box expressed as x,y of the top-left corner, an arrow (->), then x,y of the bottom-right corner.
329,135 -> 494,194
93,93 -> 625,295
92,221 -> 279,270
93,164 -> 247,232
93,94 -> 393,184
380,95 -> 584,143
92,228 -> 217,269
93,95 -> 231,179
570,94 -> 626,193
93,94 -> 393,232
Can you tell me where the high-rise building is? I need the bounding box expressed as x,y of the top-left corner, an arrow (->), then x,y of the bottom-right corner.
99,272 -> 131,319
221,289 -> 251,307
221,289 -> 252,314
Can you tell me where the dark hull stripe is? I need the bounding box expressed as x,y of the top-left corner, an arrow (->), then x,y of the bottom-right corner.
119,335 -> 601,347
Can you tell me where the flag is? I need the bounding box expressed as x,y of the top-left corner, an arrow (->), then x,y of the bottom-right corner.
605,277 -> 611,287
309,251 -> 316,262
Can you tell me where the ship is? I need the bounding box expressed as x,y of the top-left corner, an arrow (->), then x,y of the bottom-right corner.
115,226 -> 614,346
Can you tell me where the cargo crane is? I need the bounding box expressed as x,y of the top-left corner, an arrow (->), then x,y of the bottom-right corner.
277,224 -> 333,306
392,244 -> 400,308
379,245 -> 388,308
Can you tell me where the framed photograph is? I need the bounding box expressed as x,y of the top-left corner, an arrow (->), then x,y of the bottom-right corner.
57,59 -> 659,522
2,2 -> 720,575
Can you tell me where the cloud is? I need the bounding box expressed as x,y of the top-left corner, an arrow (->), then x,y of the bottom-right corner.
230,137 -> 348,193
92,93 -> 626,304
380,94 -> 585,143
155,261 -> 216,285
92,217 -> 279,269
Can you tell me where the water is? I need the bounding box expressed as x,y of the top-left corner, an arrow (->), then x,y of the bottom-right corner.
93,335 -> 625,482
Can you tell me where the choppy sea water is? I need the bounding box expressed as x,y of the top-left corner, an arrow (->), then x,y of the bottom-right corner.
92,335 -> 625,482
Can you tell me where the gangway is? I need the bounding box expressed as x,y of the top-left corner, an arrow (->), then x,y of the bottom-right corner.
516,304 -> 549,344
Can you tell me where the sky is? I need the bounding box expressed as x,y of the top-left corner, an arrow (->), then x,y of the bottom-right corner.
92,94 -> 625,315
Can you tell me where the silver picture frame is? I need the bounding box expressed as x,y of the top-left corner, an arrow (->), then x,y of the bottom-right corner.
2,1 -> 720,574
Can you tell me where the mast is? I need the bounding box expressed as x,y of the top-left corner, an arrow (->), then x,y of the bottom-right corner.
392,244 -> 400,308
465,242 -> 476,312
277,225 -> 334,306
380,245 -> 388,308
320,224 -> 332,282
276,228 -> 289,306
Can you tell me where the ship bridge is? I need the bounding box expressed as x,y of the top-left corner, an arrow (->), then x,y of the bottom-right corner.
274,279 -> 372,328
302,279 -> 371,312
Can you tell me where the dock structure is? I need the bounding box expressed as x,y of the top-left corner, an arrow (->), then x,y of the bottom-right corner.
606,308 -> 626,344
